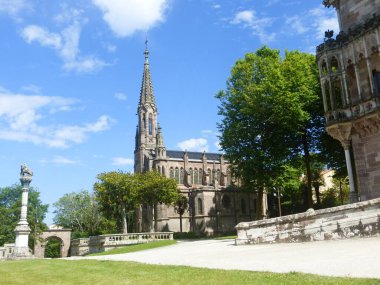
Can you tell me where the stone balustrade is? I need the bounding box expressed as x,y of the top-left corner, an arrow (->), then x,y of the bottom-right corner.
0,244 -> 15,260
236,198 -> 380,245
70,232 -> 173,256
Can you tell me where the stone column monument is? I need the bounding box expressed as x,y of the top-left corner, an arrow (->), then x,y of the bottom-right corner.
11,164 -> 33,258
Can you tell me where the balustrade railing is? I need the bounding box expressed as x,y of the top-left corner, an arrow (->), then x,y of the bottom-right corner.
70,232 -> 173,256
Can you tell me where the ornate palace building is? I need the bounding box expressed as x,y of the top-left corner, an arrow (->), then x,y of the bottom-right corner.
134,46 -> 259,234
317,0 -> 380,201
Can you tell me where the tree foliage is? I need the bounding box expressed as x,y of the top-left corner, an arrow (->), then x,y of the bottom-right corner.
217,46 -> 345,217
94,171 -> 179,233
0,185 -> 48,247
53,190 -> 113,238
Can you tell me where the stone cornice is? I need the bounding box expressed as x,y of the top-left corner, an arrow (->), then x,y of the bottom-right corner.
316,13 -> 380,55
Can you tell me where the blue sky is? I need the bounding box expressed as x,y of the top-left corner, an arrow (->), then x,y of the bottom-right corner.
0,0 -> 338,224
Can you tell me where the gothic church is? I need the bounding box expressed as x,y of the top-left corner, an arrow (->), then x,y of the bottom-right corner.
134,45 -> 257,234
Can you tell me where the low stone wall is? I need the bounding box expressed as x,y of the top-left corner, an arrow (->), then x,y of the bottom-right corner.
235,198 -> 380,245
0,244 -> 15,259
70,232 -> 174,256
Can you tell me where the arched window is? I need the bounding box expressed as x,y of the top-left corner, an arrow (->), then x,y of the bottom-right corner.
143,114 -> 146,130
321,60 -> 328,76
189,168 -> 193,185
199,169 -> 203,185
324,81 -> 332,111
148,114 -> 153,135
162,166 -> 165,177
197,198 -> 203,215
241,198 -> 247,214
347,63 -> 359,104
332,78 -> 343,108
170,167 -> 174,179
358,55 -> 371,100
371,48 -> 380,94
216,169 -> 221,184
330,56 -> 339,73
180,168 -> 184,184
175,167 -> 180,183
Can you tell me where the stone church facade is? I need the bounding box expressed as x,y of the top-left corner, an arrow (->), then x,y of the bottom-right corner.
134,46 -> 258,234
317,0 -> 380,201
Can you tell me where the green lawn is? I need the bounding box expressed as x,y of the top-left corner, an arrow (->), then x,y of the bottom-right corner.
87,240 -> 177,256
0,259 -> 379,285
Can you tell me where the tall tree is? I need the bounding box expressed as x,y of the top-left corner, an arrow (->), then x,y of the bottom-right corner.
217,47 -> 305,218
0,185 -> 48,247
138,171 -> 179,232
94,171 -> 141,234
53,190 -> 113,237
174,195 -> 188,233
217,47 -> 346,215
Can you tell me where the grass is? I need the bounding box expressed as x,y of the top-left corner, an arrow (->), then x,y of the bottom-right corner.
86,240 -> 177,256
0,259 -> 379,285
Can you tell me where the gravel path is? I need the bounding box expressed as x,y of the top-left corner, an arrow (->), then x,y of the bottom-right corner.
69,236 -> 380,278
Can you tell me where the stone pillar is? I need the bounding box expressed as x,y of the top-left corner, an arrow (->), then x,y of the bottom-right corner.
11,164 -> 33,259
343,144 -> 358,203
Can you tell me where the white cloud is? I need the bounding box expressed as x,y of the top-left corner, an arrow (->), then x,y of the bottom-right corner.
177,138 -> 208,152
311,7 -> 339,40
0,0 -> 28,16
114,92 -> 127,101
52,156 -> 80,165
285,16 -> 309,34
21,9 -> 106,73
284,6 -> 339,40
92,0 -> 169,37
0,88 -> 112,148
22,25 -> 62,49
230,10 -> 276,43
212,4 -> 221,9
112,157 -> 134,166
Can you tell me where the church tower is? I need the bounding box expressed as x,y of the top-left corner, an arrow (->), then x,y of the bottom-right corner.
134,43 -> 159,173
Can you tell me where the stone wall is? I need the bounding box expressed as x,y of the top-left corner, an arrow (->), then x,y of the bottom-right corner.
235,198 -> 380,245
338,0 -> 380,31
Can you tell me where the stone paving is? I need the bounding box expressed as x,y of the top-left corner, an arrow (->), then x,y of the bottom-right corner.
71,236 -> 380,278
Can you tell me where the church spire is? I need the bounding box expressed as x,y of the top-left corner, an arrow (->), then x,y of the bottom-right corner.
139,40 -> 156,108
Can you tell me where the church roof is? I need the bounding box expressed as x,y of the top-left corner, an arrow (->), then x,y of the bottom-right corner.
166,150 -> 222,161
139,42 -> 156,108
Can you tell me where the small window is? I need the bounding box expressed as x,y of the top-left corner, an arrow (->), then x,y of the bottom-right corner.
175,168 -> 180,183
170,167 -> 174,179
197,198 -> 203,215
148,114 -> 153,135
180,168 -> 184,184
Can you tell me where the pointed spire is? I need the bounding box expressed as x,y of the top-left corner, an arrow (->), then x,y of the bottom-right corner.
139,40 -> 156,108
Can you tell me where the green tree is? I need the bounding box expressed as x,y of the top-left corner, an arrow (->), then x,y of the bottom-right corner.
138,171 -> 179,232
174,194 -> 188,233
0,185 -> 48,248
217,47 -> 346,216
94,171 -> 179,233
53,190 -> 113,238
217,47 -> 307,218
94,171 -> 141,234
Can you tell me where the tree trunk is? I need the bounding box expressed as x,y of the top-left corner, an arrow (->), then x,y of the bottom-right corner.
315,183 -> 321,207
256,187 -> 264,220
302,131 -> 313,209
179,213 -> 183,233
121,206 -> 128,234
